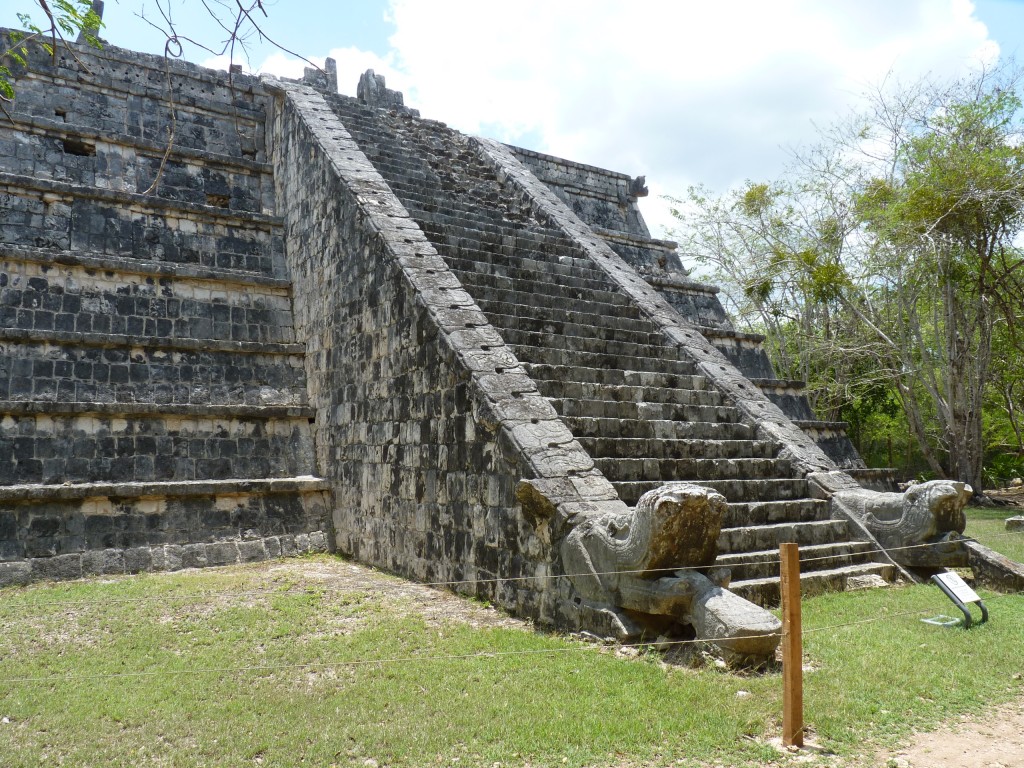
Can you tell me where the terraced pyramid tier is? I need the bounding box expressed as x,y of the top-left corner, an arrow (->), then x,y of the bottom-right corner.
0,35 -> 330,584
323,93 -> 894,605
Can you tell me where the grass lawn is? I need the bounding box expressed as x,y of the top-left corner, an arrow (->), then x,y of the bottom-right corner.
0,556 -> 1022,767
964,505 -> 1024,563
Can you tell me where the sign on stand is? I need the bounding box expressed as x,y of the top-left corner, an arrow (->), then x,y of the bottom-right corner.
929,572 -> 989,628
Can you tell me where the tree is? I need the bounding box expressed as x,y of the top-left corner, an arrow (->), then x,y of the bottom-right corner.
671,67 -> 1024,494
1,0 -> 102,102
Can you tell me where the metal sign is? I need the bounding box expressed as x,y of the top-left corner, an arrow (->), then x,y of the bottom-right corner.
930,572 -> 988,628
933,572 -> 981,604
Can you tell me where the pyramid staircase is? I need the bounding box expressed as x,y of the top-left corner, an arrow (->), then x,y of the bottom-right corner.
323,94 -> 896,604
0,39 -> 329,581
506,144 -> 884,484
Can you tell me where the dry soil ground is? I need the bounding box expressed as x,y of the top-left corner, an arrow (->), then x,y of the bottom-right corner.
869,699 -> 1024,768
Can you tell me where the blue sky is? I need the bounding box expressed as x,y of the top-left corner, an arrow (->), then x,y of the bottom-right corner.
5,0 -> 1024,236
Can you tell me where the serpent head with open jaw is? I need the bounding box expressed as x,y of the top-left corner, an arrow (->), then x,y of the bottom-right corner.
557,482 -> 781,664
831,479 -> 972,567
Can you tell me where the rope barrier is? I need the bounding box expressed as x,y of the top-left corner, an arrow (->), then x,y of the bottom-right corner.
1,529 -> 1019,611
1,587 -> 1019,685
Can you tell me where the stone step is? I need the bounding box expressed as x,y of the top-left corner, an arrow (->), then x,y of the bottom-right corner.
537,379 -> 723,407
422,231 -> 587,270
594,456 -> 792,483
563,416 -> 755,442
483,310 -> 660,344
0,406 -> 315,485
717,541 -> 877,582
717,520 -> 852,554
501,327 -> 678,360
464,279 -> 636,313
447,256 -> 618,298
439,245 -> 602,278
400,197 -> 557,237
444,252 -> 610,286
550,398 -> 742,423
475,296 -> 644,326
512,344 -> 698,376
495,319 -> 665,354
524,363 -> 707,390
456,274 -> 630,309
577,436 -> 776,461
0,172 -> 284,277
611,478 -> 808,506
405,204 -> 562,244
320,86 -> 895,609
0,337 -> 307,407
730,562 -> 896,608
0,256 -> 296,344
431,232 -> 597,266
722,499 -> 833,527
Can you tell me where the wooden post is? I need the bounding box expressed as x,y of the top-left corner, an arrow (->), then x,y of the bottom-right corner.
780,542 -> 804,748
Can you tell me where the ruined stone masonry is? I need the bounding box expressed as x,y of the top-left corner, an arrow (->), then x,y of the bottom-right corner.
2,31 -> 987,656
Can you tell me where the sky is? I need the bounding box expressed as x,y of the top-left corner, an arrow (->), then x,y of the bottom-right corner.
6,0 -> 1024,237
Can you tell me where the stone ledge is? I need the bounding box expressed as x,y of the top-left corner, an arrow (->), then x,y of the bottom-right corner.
0,476 -> 331,503
698,326 -> 767,344
0,531 -> 331,588
0,244 -> 292,290
792,419 -> 850,431
748,377 -> 807,391
0,326 -> 305,356
642,273 -> 721,295
14,32 -> 268,95
0,171 -> 283,229
593,227 -> 679,252
506,142 -> 633,181
0,400 -> 315,419
15,63 -> 268,123
1,113 -> 273,175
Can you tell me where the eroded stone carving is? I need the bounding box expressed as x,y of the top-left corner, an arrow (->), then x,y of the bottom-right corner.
357,69 -> 419,115
832,480 -> 972,567
559,482 -> 781,663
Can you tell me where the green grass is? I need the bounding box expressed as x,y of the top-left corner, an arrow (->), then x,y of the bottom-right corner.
0,556 -> 1022,767
965,506 -> 1024,562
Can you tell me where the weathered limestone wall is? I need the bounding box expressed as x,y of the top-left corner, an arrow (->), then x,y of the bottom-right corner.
0,483 -> 329,581
509,145 -> 651,239
0,34 -> 330,586
270,82 -> 584,622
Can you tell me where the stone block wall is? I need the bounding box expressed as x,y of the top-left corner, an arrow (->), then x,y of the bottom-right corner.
270,84 -> 559,620
510,145 -> 651,238
0,33 -> 330,585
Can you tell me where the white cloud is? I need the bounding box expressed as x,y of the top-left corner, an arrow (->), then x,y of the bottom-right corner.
382,0 -> 997,236
210,1 -> 1000,238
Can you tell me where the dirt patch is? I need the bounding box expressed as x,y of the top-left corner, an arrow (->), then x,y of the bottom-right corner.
862,698 -> 1024,768
264,559 -> 530,631
989,487 -> 1024,509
